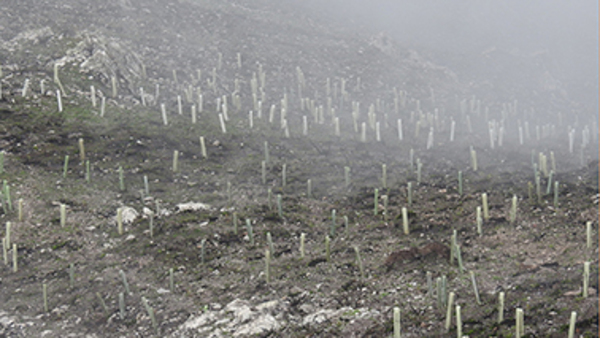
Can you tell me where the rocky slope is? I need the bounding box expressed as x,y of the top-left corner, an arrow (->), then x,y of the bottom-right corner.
0,0 -> 597,337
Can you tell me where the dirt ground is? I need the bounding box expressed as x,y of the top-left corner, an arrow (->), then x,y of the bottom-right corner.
0,0 -> 598,337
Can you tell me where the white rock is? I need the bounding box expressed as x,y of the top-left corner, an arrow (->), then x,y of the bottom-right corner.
256,300 -> 279,313
142,207 -> 154,217
5,27 -> 53,50
51,305 -> 69,317
0,313 -> 15,327
172,298 -> 286,337
302,309 -> 335,326
115,206 -> 139,224
181,312 -> 218,330
298,303 -> 314,314
214,317 -> 231,326
225,300 -> 253,325
234,314 -> 280,337
176,202 -> 212,212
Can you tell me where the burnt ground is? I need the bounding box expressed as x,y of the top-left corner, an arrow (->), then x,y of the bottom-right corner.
0,0 -> 598,337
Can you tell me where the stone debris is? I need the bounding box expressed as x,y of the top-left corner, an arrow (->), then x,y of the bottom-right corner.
173,298 -> 281,337
175,202 -> 213,213
115,206 -> 139,224
302,308 -> 337,326
3,27 -> 54,51
0,310 -> 93,337
171,298 -> 379,337
0,312 -> 16,326
56,32 -> 144,94
142,207 -> 154,217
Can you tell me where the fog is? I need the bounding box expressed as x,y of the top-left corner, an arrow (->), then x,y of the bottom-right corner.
293,0 -> 598,113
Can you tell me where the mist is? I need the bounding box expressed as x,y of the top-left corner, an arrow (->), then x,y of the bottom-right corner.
293,0 -> 598,114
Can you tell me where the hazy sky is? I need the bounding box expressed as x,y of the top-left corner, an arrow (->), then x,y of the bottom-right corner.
295,0 -> 597,56
294,0 -> 598,108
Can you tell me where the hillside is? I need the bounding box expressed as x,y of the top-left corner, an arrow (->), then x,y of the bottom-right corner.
0,0 -> 597,337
